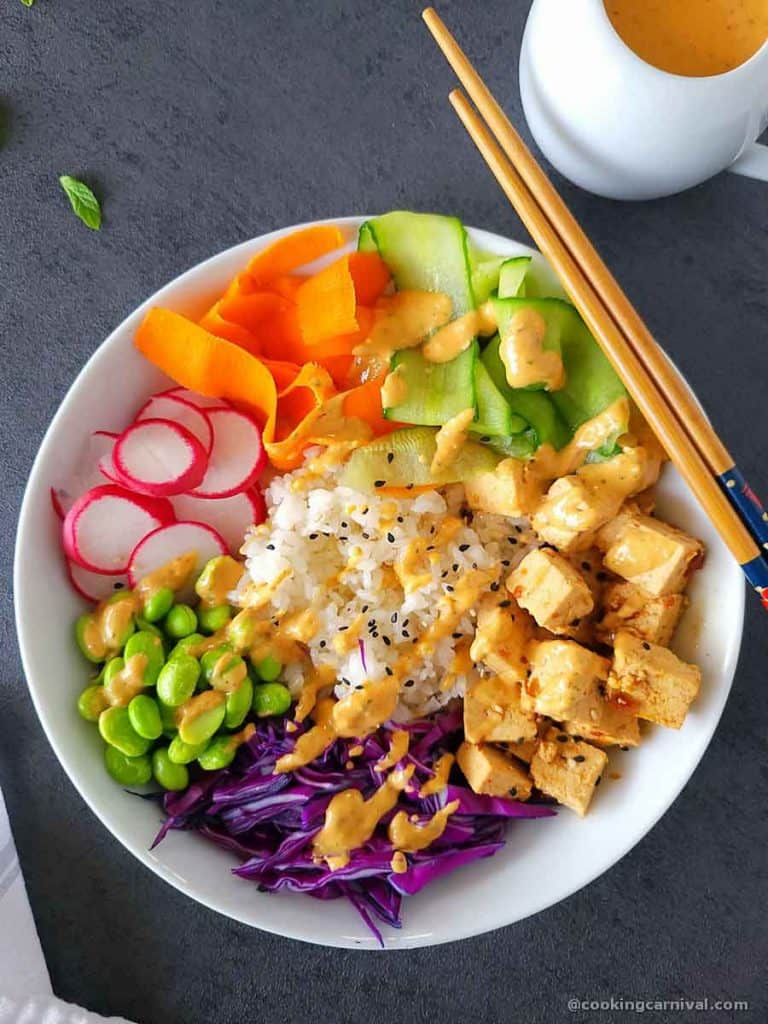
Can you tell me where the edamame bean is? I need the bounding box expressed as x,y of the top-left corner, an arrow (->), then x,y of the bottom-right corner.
77,684 -> 109,722
198,604 -> 232,634
256,654 -> 282,682
167,735 -> 209,765
104,656 -> 125,685
104,745 -> 152,786
156,654 -> 200,707
135,617 -> 165,642
75,614 -> 103,663
168,633 -> 205,660
227,610 -> 257,652
200,645 -> 233,685
128,694 -> 163,740
98,706 -> 151,757
197,735 -> 237,771
177,693 -> 226,745
102,592 -> 137,649
195,555 -> 242,606
124,630 -> 165,686
152,747 -> 189,791
142,586 -> 174,623
163,604 -> 198,639
252,682 -> 291,718
210,653 -> 246,693
224,676 -> 253,729
158,699 -> 178,736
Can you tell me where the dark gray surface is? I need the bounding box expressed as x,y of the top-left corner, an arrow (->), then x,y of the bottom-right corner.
1,1 -> 766,1022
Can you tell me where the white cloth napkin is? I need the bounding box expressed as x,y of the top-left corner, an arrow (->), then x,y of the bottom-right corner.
0,790 -> 134,1024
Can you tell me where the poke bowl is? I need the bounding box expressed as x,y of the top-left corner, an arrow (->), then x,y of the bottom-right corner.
14,215 -> 745,948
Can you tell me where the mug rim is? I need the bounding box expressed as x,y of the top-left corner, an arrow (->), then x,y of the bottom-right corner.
595,0 -> 768,83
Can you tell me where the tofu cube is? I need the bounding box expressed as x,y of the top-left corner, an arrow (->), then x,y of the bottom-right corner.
607,630 -> 701,729
470,597 -> 534,686
597,581 -> 687,647
596,512 -> 703,596
463,674 -> 538,744
457,741 -> 533,800
563,692 -> 641,747
507,548 -> 594,633
530,728 -> 608,816
522,639 -> 610,719
464,458 -> 539,518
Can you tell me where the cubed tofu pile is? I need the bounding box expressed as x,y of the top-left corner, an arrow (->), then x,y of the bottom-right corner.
458,502 -> 703,817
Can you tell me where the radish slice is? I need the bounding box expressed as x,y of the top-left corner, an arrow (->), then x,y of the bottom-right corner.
136,394 -> 213,454
170,488 -> 267,555
127,521 -> 228,603
63,484 -> 175,574
51,431 -> 121,516
93,430 -> 120,483
68,561 -> 130,603
189,408 -> 266,499
113,418 -> 208,497
166,387 -> 230,411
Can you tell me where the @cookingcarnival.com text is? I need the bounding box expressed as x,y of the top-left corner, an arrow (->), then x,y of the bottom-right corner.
567,997 -> 749,1014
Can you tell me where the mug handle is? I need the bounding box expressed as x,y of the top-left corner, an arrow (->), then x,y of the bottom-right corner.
728,142 -> 768,182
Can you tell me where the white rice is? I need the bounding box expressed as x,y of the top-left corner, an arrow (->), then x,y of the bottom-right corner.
236,449 -> 537,720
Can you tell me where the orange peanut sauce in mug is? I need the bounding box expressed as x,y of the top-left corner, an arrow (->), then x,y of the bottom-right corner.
605,0 -> 768,77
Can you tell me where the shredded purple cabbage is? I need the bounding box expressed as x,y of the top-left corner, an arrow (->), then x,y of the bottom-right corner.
152,706 -> 555,944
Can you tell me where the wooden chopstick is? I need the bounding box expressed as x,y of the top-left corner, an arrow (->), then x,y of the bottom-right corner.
422,7 -> 768,604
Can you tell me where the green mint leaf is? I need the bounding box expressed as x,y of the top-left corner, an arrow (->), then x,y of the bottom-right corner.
58,175 -> 102,230
21,0 -> 36,7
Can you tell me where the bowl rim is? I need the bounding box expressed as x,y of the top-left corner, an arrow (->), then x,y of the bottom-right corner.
14,215 -> 746,948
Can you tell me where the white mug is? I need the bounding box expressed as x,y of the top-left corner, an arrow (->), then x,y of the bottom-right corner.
519,0 -> 768,200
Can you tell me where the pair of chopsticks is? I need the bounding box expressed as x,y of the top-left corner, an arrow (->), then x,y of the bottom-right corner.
422,7 -> 768,612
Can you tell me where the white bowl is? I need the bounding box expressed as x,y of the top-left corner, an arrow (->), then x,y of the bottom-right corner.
14,217 -> 745,949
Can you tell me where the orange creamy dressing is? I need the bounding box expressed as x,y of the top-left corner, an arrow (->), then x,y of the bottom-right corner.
605,0 -> 768,77
498,307 -> 564,391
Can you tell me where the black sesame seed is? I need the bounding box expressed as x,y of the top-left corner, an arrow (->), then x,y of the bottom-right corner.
573,754 -> 586,763
480,435 -> 491,443
405,679 -> 415,687
355,684 -> 364,690
596,571 -> 608,582
387,532 -> 395,543
515,525 -> 523,534
362,507 -> 369,515
368,619 -> 376,627
508,537 -> 518,545
426,545 -> 435,552
339,536 -> 348,542
266,544 -> 275,551
472,562 -> 477,570
490,582 -> 500,592
362,605 -> 369,613
309,533 -> 318,540
402,619 -> 409,627
430,525 -> 436,535
412,637 -> 418,644
338,626 -> 348,632
374,480 -> 386,488
402,630 -> 410,638
581,561 -> 591,571
556,734 -> 569,743
391,612 -> 398,623
642,641 -> 651,651
458,544 -> 470,552
619,745 -> 630,752
319,640 -> 326,648
341,521 -> 348,528
406,484 -> 414,490
441,570 -> 449,579
385,666 -> 394,677
572,735 -> 583,742
572,617 -> 581,627
446,585 -> 454,592
362,532 -> 370,540
452,563 -> 459,572
383,636 -> 391,646
508,786 -> 517,797
386,452 -> 394,464
397,516 -> 404,524
372,631 -> 379,639
114,582 -> 125,590
595,775 -> 602,786
501,559 -> 511,567
498,600 -> 512,608
452,632 -> 462,639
